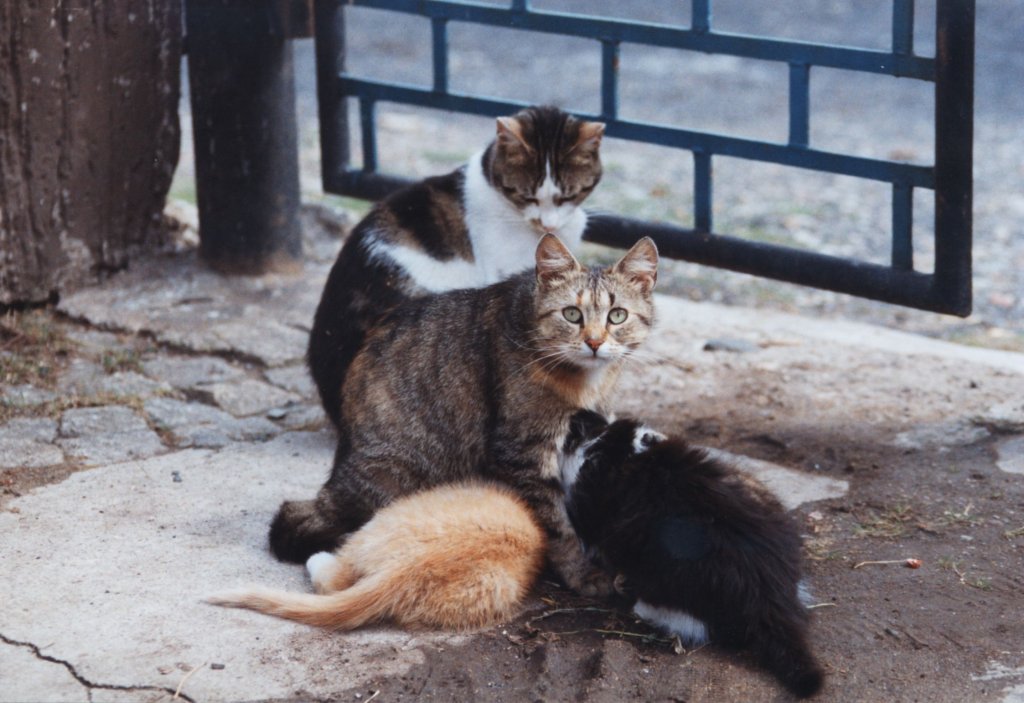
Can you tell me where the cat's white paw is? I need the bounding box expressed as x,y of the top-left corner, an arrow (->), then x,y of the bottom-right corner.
797,579 -> 814,606
632,425 -> 667,454
634,600 -> 708,646
305,551 -> 335,582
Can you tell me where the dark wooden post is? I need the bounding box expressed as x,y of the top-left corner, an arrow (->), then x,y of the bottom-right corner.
0,2 -> 181,304
184,0 -> 302,274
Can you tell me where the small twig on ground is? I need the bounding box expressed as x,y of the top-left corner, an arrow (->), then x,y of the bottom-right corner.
527,606 -> 622,624
174,662 -> 208,700
853,558 -> 922,570
806,603 -> 838,610
365,690 -> 381,703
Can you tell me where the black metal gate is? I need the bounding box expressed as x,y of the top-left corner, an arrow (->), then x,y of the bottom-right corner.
312,0 -> 975,316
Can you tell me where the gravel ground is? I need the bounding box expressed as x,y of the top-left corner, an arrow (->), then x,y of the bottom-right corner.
174,1 -> 1023,349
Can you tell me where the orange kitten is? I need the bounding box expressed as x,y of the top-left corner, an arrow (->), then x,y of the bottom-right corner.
209,483 -> 545,630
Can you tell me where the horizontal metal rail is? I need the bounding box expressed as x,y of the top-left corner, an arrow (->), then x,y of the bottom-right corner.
314,0 -> 974,316
354,0 -> 936,79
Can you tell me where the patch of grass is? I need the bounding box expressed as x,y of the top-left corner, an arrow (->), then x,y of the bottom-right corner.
0,311 -> 73,388
940,502 -> 983,529
100,348 -> 143,375
1004,526 -> 1024,540
853,504 -> 915,539
804,541 -> 842,562
937,558 -> 993,591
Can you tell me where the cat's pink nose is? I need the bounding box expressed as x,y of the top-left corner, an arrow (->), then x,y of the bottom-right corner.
585,338 -> 603,352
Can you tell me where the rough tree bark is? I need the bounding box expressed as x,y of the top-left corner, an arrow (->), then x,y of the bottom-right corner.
0,2 -> 181,304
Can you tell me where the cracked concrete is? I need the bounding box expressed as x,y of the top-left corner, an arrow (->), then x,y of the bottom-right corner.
0,632 -> 189,703
2,216 -> 1023,701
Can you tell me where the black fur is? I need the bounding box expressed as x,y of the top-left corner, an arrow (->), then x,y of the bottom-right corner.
563,413 -> 825,698
306,171 -> 467,428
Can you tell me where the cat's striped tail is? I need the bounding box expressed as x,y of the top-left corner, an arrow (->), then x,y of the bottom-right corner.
206,579 -> 391,631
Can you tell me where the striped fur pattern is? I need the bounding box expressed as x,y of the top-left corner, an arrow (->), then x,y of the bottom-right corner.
211,483 -> 545,631
271,235 -> 657,597
561,412 -> 825,698
308,106 -> 604,427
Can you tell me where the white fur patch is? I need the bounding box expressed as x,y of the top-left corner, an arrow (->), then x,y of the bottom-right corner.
797,579 -> 813,607
465,150 -> 587,282
634,600 -> 709,646
305,551 -> 335,582
365,235 -> 483,293
632,425 -> 667,455
559,440 -> 593,490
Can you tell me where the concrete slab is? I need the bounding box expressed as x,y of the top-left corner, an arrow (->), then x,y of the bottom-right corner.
706,448 -> 849,510
10,246 -> 1024,702
0,431 -> 460,703
996,437 -> 1024,475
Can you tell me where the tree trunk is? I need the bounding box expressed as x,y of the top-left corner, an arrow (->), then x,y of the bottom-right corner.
0,2 -> 181,304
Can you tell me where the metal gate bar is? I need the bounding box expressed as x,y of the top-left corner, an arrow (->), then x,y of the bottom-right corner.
314,0 -> 974,316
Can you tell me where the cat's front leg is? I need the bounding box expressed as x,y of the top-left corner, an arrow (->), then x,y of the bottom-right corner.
522,476 -> 615,597
547,526 -> 616,598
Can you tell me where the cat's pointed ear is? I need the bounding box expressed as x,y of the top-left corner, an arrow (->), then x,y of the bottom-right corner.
536,234 -> 581,286
496,116 -> 533,152
571,121 -> 605,152
613,237 -> 658,294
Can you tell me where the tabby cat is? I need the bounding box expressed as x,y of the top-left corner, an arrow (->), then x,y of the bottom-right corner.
210,483 -> 545,630
561,412 -> 825,699
308,106 -> 605,426
272,234 -> 657,596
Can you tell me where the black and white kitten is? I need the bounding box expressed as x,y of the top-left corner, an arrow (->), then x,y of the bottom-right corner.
308,106 -> 605,427
561,411 -> 825,699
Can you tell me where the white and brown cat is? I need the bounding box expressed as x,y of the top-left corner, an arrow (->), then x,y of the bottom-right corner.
308,106 -> 605,427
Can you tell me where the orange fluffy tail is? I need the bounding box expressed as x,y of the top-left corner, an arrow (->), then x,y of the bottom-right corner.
207,579 -> 391,630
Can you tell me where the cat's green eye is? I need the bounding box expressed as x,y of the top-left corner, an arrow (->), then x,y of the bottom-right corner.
608,308 -> 628,325
562,306 -> 583,324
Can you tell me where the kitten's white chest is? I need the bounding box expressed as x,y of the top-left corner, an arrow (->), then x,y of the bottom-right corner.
464,150 -> 586,282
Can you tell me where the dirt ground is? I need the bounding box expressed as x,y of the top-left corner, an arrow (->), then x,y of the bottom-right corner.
4,267 -> 1022,701
303,398 -> 1023,703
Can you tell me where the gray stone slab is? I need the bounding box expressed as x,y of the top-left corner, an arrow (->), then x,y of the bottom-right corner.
0,440 -> 64,470
143,397 -> 280,448
1,384 -> 58,408
704,448 -> 849,510
0,418 -> 61,469
974,400 -> 1024,434
892,420 -> 991,452
0,417 -> 58,443
58,430 -> 166,466
63,326 -> 128,353
210,319 -> 308,367
100,371 -> 173,399
141,355 -> 247,391
60,406 -> 151,438
264,364 -> 316,398
996,436 -> 1024,475
195,379 -> 302,418
57,254 -> 320,366
57,357 -> 109,396
276,403 -> 329,431
0,432 -> 448,702
57,406 -> 166,466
